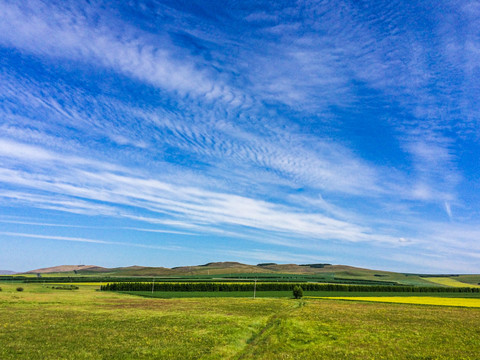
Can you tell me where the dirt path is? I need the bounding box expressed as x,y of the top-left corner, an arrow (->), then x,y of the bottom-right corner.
235,300 -> 306,359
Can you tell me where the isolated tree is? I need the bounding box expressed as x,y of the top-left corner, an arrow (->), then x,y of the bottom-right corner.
293,285 -> 303,299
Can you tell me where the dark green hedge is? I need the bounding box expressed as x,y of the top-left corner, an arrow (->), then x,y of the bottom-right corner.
100,282 -> 480,293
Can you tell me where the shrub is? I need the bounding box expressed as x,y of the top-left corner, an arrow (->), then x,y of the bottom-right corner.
0,287 -> 2,291
51,285 -> 79,290
16,287 -> 24,292
293,285 -> 303,299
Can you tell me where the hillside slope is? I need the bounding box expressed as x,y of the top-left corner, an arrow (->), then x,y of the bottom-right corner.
22,262 -> 477,287
26,265 -> 107,274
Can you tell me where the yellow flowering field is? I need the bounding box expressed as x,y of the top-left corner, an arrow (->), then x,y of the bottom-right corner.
315,296 -> 480,307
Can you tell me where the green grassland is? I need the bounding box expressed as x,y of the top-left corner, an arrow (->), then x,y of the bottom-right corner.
125,290 -> 480,299
2,282 -> 480,359
424,277 -> 480,288
448,274 -> 480,286
0,271 -> 448,287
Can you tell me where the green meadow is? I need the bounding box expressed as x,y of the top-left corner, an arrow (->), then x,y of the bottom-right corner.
125,289 -> 480,299
1,282 -> 480,359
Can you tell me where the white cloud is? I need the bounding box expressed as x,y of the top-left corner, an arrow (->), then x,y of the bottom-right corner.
444,202 -> 453,220
0,142 -> 402,246
0,231 -> 183,251
0,1 -> 246,106
0,138 -> 124,172
219,249 -> 332,264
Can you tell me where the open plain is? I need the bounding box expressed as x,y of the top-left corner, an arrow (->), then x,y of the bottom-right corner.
1,282 -> 480,359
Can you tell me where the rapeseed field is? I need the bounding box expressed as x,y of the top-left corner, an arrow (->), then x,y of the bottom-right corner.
315,296 -> 480,307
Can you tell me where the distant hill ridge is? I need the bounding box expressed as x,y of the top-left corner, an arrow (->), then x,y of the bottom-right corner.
0,270 -> 17,275
26,265 -> 107,274
17,262 -> 480,288
24,262 -> 374,276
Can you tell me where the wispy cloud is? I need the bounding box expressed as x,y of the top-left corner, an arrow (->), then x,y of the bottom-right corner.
218,249 -> 332,265
0,1 -> 248,106
0,219 -> 196,236
0,145 -> 396,244
0,136 -> 420,251
0,231 -> 184,251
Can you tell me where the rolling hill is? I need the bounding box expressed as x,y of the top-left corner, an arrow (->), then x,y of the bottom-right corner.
0,270 -> 17,275
25,262 -> 352,276
20,262 -> 478,287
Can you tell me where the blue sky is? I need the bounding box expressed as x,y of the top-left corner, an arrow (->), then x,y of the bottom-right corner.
1,0 -> 479,273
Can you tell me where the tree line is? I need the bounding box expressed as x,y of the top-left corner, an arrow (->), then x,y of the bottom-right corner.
100,282 -> 480,293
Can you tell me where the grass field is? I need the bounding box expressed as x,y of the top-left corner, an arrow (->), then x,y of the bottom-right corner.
49,282 -> 106,286
0,268 -> 441,287
456,274 -> 480,286
124,290 -> 480,299
424,277 -> 480,288
2,283 -> 480,359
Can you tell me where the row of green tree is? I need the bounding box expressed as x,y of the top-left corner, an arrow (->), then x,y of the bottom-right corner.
18,276 -> 394,285
223,275 -> 397,285
100,282 -> 480,293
